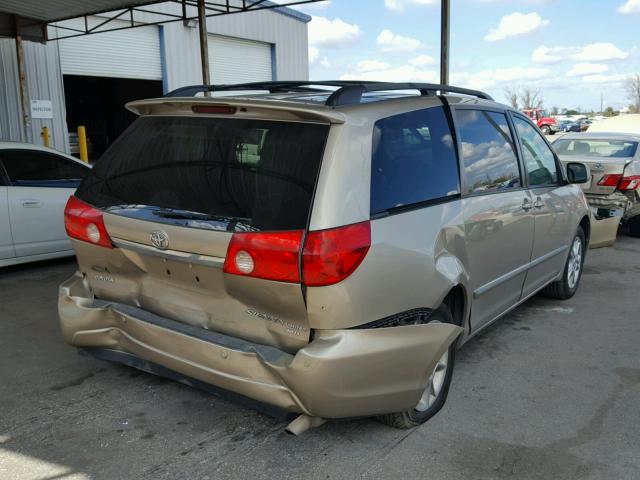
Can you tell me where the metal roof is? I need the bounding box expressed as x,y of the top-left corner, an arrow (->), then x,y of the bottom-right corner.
0,0 -> 315,40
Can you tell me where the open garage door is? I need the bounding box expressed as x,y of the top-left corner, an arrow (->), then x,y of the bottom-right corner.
59,19 -> 161,80
208,34 -> 272,84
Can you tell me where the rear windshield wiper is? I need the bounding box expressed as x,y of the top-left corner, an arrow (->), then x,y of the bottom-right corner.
152,209 -> 252,225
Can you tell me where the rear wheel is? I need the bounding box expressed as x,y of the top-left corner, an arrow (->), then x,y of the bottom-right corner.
377,305 -> 456,429
542,226 -> 585,300
628,215 -> 640,238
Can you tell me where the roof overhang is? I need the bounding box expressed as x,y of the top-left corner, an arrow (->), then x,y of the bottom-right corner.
0,0 -> 319,41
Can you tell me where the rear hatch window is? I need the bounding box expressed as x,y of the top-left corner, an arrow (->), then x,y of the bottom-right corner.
76,116 -> 329,232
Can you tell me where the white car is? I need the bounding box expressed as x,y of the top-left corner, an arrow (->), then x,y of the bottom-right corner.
0,142 -> 90,267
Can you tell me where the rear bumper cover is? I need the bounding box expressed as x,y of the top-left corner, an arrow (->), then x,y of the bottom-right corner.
59,272 -> 462,419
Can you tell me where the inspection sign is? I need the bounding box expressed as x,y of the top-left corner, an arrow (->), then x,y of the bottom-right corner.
30,100 -> 53,119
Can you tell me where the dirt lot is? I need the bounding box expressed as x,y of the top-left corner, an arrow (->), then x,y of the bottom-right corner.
1,233 -> 639,480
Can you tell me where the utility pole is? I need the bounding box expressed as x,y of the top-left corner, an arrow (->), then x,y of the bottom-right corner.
14,15 -> 32,143
600,93 -> 604,114
197,0 -> 211,91
440,0 -> 450,85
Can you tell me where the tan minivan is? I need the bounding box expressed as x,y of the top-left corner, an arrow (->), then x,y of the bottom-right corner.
59,81 -> 591,433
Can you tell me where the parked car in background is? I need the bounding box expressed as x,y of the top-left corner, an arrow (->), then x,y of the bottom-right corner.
560,120 -> 581,133
555,133 -> 640,237
588,114 -> 640,135
59,81 -> 591,433
0,142 -> 90,267
578,119 -> 593,132
522,108 -> 560,135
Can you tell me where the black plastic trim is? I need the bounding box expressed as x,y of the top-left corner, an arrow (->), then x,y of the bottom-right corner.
78,347 -> 296,421
92,299 -> 291,363
351,308 -> 434,329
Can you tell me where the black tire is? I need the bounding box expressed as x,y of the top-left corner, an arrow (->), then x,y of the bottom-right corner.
377,305 -> 457,429
542,226 -> 586,300
628,216 -> 640,238
541,125 -> 551,135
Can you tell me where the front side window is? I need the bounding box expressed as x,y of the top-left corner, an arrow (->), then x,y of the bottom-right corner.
455,109 -> 521,194
513,116 -> 559,187
1,150 -> 87,187
370,106 -> 460,215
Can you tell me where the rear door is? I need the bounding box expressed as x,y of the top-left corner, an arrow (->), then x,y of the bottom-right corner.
0,166 -> 15,260
1,150 -> 87,257
72,114 -> 329,352
454,108 -> 534,331
512,115 -> 573,296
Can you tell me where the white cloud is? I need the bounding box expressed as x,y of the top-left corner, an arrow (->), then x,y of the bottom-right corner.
308,46 -> 330,68
384,0 -> 438,12
582,73 -> 628,84
618,0 -> 640,13
356,59 -> 392,72
376,29 -> 424,52
308,16 -> 361,48
409,54 -> 436,67
532,45 -> 569,64
484,12 -> 549,42
566,62 -> 608,77
532,42 -> 629,64
341,63 -> 437,83
572,43 -> 629,62
452,66 -> 550,90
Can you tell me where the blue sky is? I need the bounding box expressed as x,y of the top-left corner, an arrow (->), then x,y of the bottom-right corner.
290,0 -> 639,111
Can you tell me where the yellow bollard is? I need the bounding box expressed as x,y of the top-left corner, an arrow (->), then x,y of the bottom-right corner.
77,125 -> 88,163
40,126 -> 50,147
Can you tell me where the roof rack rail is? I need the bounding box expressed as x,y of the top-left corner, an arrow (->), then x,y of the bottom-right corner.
164,81 -> 494,106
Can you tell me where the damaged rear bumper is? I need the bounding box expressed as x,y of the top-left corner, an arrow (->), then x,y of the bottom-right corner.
59,272 -> 462,419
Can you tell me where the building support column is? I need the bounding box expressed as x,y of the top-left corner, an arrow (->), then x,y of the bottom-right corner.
197,0 -> 211,91
14,15 -> 32,142
440,0 -> 450,85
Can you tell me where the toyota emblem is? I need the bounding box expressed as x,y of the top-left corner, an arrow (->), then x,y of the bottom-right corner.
150,230 -> 169,250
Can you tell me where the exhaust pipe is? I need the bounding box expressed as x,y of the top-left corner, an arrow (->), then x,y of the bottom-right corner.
285,414 -> 326,435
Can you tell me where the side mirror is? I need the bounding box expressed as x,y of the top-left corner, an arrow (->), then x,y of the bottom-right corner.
566,162 -> 589,184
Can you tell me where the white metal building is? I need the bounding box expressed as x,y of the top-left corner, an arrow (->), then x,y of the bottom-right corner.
0,2 -> 310,155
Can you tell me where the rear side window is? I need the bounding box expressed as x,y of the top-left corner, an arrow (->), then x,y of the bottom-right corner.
1,150 -> 87,187
76,116 -> 329,232
370,106 -> 460,215
455,110 -> 521,194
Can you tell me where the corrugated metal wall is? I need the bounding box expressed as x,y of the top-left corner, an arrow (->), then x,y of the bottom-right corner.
0,39 -> 69,153
0,39 -> 24,142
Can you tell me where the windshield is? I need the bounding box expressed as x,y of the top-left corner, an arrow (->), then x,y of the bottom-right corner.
75,116 -> 329,232
554,139 -> 638,158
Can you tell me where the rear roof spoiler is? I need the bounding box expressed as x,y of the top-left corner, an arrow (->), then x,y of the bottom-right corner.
125,97 -> 347,124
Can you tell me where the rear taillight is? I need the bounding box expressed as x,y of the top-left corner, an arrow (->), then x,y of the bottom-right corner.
223,230 -> 303,282
222,221 -> 371,286
618,175 -> 640,191
64,196 -> 113,248
597,174 -> 623,187
302,221 -> 371,287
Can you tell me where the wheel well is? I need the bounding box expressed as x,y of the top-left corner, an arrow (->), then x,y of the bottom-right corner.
442,285 -> 466,328
579,215 -> 591,245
